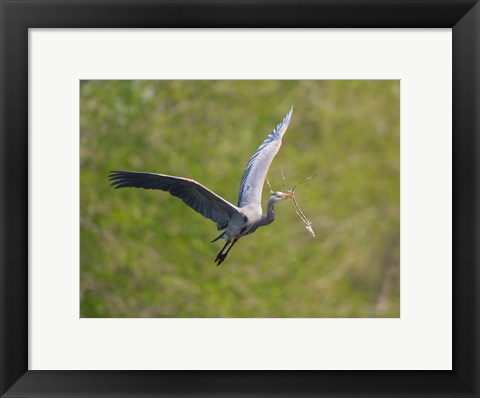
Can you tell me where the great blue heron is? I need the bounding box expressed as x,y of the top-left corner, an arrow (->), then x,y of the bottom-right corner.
109,106 -> 294,265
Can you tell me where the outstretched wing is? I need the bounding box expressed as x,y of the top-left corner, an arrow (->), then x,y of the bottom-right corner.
238,106 -> 293,207
109,171 -> 241,230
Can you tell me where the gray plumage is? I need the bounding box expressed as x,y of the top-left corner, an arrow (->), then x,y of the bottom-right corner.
109,106 -> 294,265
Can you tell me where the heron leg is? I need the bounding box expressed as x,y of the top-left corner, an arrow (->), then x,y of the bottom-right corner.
215,240 -> 231,263
215,238 -> 239,266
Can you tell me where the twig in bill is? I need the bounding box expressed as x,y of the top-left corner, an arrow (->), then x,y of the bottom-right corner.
276,171 -> 317,237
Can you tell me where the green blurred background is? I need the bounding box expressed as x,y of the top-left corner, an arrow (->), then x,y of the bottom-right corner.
80,80 -> 399,318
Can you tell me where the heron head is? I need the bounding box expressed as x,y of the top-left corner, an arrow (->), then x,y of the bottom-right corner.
270,191 -> 294,202
266,177 -> 293,203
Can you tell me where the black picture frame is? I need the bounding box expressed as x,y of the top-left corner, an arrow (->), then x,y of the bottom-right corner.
1,1 -> 479,397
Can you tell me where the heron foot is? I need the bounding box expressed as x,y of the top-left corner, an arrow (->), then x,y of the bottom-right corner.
215,253 -> 228,266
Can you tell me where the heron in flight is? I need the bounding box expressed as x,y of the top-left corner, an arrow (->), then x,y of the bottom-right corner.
109,106 -> 294,265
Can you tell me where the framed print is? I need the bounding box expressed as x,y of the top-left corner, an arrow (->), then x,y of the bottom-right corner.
1,1 -> 479,397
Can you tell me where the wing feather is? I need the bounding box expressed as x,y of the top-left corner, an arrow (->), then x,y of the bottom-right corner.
238,106 -> 293,207
109,171 -> 240,230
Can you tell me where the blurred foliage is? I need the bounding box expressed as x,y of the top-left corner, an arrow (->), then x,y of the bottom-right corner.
80,80 -> 399,318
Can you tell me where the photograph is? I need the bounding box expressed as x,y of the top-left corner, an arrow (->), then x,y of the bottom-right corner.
80,80 -> 400,318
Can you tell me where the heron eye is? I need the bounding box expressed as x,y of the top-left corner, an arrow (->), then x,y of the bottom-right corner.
243,215 -> 248,222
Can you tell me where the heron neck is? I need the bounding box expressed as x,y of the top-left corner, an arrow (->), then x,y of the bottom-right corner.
263,197 -> 276,225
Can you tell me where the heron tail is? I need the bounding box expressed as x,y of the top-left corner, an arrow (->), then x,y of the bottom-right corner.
211,231 -> 225,242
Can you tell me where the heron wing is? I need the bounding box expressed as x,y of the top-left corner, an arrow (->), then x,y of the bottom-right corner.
237,106 -> 293,207
109,171 -> 241,230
